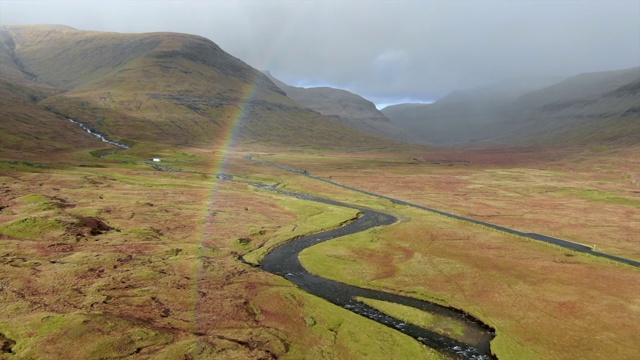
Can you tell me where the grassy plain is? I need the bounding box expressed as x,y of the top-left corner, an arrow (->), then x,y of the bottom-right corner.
250,146 -> 640,359
2,144 -> 639,359
0,147 -> 442,359
263,145 -> 640,261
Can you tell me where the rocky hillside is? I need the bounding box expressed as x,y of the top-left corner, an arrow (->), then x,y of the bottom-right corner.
265,72 -> 421,143
0,25 -> 401,157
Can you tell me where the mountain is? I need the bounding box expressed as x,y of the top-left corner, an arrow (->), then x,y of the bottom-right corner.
0,26 -> 104,157
0,77 -> 105,158
382,76 -> 565,145
383,67 -> 640,146
0,25 -> 401,157
494,67 -> 640,145
264,72 -> 422,143
436,76 -> 565,105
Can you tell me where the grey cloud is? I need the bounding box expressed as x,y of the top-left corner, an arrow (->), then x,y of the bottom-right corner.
1,0 -> 638,106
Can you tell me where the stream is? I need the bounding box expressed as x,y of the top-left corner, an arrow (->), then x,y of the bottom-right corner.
234,180 -> 496,359
67,118 -> 130,149
245,156 -> 640,268
236,154 -> 640,358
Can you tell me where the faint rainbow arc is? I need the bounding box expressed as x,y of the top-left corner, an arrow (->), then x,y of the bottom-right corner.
213,81 -> 259,174
190,78 -> 260,334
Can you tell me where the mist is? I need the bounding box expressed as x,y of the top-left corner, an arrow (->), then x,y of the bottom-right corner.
1,0 -> 638,106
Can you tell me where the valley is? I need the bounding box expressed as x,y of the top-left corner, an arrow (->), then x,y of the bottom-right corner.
1,144 -> 638,359
0,23 -> 638,360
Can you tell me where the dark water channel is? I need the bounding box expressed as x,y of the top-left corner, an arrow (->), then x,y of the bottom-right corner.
240,181 -> 496,359
245,156 -> 640,268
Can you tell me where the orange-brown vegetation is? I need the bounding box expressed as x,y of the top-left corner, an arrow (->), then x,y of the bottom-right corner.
0,150 -> 440,359
268,145 -> 640,261
255,145 -> 639,359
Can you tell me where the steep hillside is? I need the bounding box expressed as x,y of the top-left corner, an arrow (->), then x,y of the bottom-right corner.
0,27 -> 34,83
0,25 -> 401,156
265,72 -> 421,143
0,79 -> 104,158
384,68 -> 640,146
0,26 -> 104,158
494,67 -> 640,145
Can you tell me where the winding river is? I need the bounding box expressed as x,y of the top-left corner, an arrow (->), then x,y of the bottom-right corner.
65,116 -> 635,357
233,154 -> 639,359
246,156 -> 640,269
237,181 -> 496,359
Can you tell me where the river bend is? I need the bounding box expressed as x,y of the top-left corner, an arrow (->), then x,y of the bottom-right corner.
237,180 -> 496,359
245,156 -> 640,268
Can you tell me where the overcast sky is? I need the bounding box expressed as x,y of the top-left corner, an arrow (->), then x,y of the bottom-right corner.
1,1 -> 639,107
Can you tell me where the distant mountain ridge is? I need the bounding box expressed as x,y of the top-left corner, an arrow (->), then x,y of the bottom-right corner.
264,71 -> 422,143
436,76 -> 565,104
383,67 -> 640,146
495,67 -> 640,145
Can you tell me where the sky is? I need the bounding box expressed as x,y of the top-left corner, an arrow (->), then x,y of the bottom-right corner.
1,0 -> 639,108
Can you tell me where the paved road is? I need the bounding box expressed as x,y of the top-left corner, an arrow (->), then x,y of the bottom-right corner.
245,155 -> 640,268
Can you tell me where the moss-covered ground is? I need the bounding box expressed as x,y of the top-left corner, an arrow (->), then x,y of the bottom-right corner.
0,147 -> 441,359
1,144 -> 639,359
260,146 -> 640,360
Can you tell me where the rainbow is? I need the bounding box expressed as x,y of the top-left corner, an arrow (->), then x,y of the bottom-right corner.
211,80 -> 260,175
190,77 -> 260,334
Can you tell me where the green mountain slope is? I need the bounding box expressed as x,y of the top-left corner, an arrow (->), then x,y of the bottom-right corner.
0,25 -> 401,156
0,25 -> 104,158
0,79 -> 104,158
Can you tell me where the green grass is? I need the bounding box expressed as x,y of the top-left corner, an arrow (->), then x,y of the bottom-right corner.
16,194 -> 52,204
556,188 -> 640,206
249,284 -> 443,360
241,193 -> 360,264
150,339 -> 219,359
0,312 -> 173,359
0,217 -> 65,239
356,297 -> 466,340
0,160 -> 52,172
298,228 -> 397,287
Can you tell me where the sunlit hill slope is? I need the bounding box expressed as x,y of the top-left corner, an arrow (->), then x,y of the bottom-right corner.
0,25 -> 400,156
